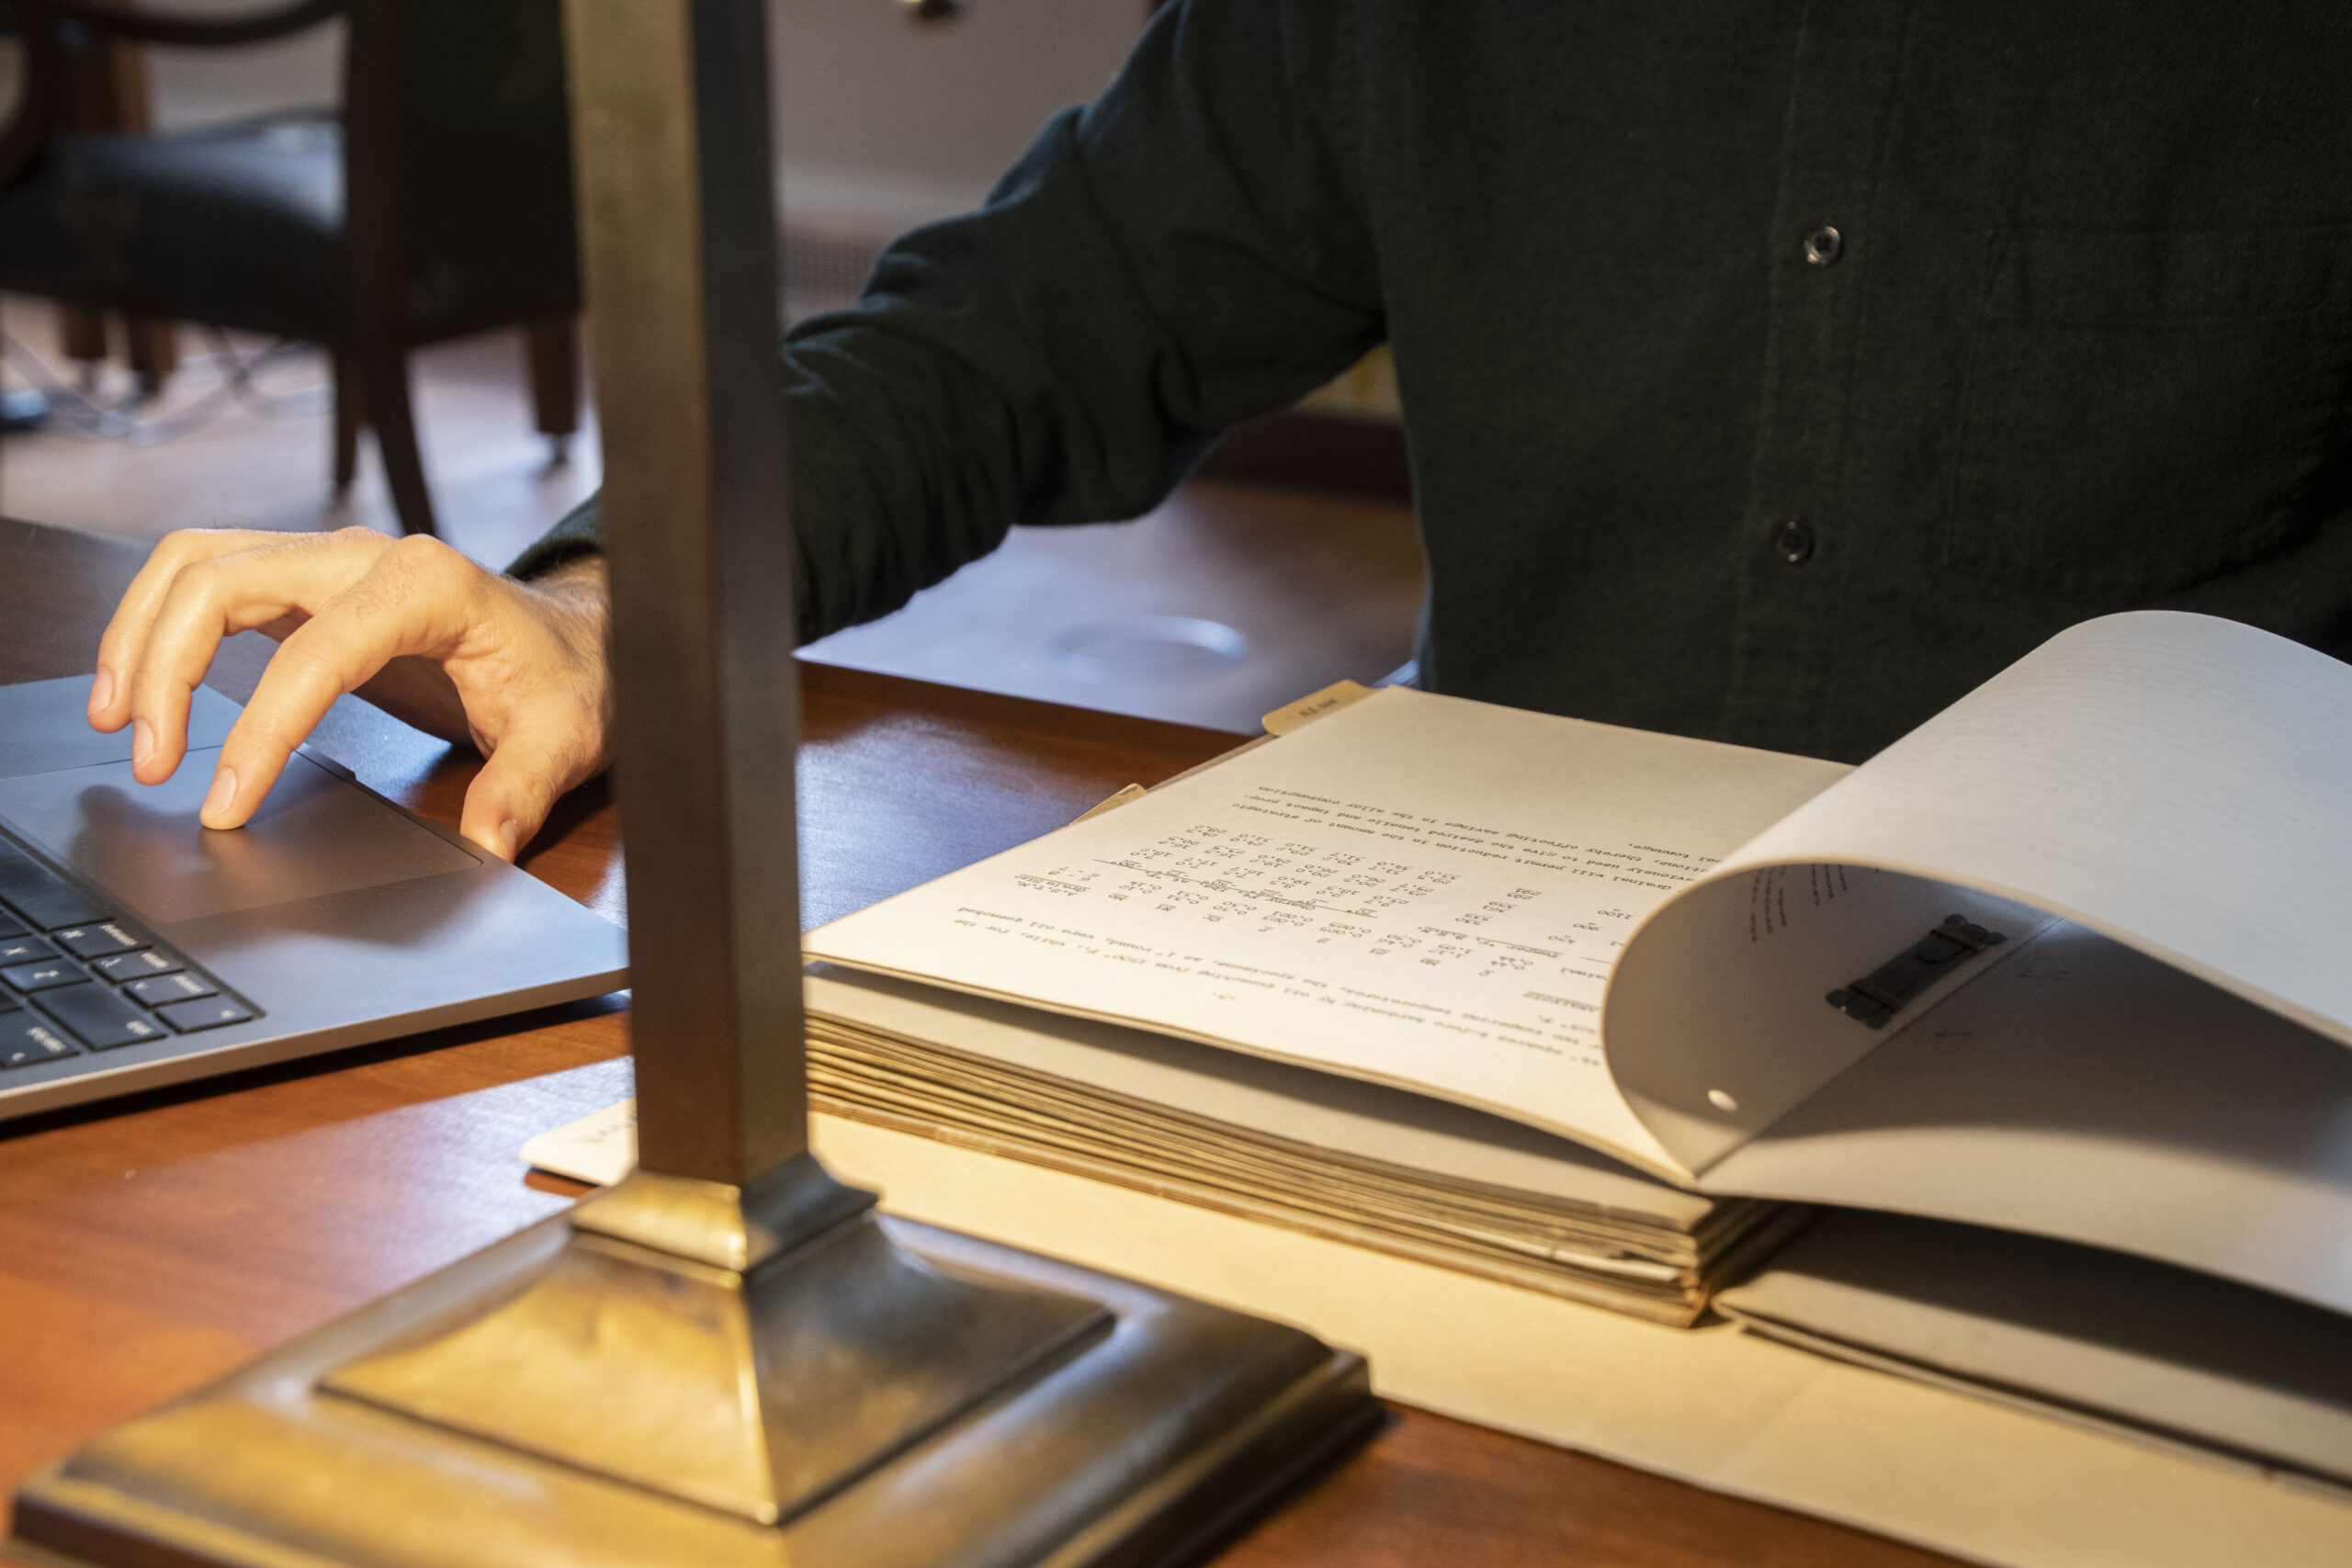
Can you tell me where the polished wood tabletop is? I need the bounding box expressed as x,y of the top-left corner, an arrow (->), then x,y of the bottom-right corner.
0,514 -> 1955,1568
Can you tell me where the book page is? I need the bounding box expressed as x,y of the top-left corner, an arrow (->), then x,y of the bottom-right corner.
1702,921 -> 2352,1317
801,965 -> 1717,1223
1605,611 -> 2352,1174
1716,1209 -> 2352,1492
806,687 -> 1847,1178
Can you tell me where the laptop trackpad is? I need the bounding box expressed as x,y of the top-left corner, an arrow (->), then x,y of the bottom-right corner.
0,750 -> 478,924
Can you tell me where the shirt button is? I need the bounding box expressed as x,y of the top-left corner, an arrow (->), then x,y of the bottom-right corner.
1774,520 -> 1815,563
1803,225 -> 1843,266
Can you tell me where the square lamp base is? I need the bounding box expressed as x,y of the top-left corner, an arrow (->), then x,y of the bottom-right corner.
11,1210 -> 1381,1568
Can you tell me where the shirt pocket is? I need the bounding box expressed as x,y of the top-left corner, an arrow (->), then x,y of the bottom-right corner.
1945,227 -> 2352,605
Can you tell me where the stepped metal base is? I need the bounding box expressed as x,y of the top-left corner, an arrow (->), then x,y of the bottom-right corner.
10,1196 -> 1380,1568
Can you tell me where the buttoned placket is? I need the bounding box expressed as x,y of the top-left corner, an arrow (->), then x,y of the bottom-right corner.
1717,0 -> 1914,754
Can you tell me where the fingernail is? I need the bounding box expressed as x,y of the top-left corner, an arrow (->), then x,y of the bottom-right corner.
132,718 -> 154,771
495,818 -> 521,862
88,668 -> 114,716
200,767 -> 239,825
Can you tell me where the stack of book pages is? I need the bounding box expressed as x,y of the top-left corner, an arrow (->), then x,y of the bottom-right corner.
801,612 -> 2352,1355
804,966 -> 1805,1326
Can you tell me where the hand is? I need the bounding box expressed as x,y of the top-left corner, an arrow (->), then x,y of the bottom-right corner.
88,527 -> 612,863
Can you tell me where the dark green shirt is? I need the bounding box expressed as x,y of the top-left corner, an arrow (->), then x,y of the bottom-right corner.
521,0 -> 2352,761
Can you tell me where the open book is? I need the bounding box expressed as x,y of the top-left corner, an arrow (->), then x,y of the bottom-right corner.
799,612 -> 2352,1330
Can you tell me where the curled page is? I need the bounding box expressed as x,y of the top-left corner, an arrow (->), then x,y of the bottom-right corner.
1608,611 -> 2352,1168
1602,612 -> 2352,1312
1703,925 -> 2352,1316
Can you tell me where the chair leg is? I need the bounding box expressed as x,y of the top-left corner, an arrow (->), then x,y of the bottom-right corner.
525,315 -> 579,463
124,314 -> 176,397
331,350 -> 362,492
356,347 -> 436,536
59,306 -> 106,390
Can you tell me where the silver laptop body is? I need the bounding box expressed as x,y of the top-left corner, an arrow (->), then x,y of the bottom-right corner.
0,675 -> 628,1121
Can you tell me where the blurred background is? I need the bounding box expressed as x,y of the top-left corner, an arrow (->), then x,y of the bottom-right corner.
0,0 -> 1419,732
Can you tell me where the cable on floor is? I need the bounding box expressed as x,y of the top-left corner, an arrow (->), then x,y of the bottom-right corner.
0,326 -> 332,446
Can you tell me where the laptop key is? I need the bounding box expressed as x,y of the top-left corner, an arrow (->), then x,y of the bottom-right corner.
0,840 -> 107,931
0,1016 -> 79,1068
157,998 -> 254,1032
53,923 -> 148,961
0,911 -> 22,940
3,962 -> 84,993
127,973 -> 216,1007
40,984 -> 167,1050
92,948 -> 185,982
0,936 -> 56,966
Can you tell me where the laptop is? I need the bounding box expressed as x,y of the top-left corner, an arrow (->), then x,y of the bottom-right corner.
0,674 -> 628,1122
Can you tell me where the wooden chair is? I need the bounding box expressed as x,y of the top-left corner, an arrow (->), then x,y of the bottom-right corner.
42,7 -> 178,392
0,0 -> 583,536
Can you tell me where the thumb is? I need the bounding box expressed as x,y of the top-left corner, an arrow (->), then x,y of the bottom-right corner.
458,711 -> 584,863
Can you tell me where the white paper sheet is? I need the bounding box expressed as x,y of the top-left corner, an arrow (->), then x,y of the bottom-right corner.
1608,612 -> 2352,1170
1700,921 -> 2352,1315
806,687 -> 1848,1177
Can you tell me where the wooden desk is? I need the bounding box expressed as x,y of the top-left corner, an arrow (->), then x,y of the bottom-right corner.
0,516 -> 1954,1568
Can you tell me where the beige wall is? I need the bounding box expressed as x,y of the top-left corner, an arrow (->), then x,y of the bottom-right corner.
775,0 -> 1145,231
141,0 -> 1147,236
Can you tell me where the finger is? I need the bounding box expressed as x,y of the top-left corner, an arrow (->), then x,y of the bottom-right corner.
91,528 -> 283,733
458,705 -> 599,861
201,538 -> 479,829
126,530 -> 392,787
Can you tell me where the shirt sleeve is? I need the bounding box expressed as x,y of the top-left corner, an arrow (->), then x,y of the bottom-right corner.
508,0 -> 1385,637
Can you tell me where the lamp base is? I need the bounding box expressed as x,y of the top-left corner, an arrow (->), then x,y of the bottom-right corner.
10,1207 -> 1380,1568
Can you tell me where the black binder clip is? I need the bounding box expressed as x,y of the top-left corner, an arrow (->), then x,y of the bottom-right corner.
1826,914 -> 2007,1029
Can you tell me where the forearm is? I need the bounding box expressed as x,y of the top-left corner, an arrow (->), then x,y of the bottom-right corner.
508,0 -> 1385,641
781,0 -> 1384,636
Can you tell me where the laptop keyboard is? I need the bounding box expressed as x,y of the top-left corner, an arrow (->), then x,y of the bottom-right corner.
0,837 -> 257,1071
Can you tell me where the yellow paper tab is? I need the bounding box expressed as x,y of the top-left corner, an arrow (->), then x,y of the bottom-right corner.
1261,679 -> 1374,736
521,1098 -> 638,1187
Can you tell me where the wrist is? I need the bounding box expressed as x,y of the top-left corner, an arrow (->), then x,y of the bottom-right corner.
526,554 -> 609,649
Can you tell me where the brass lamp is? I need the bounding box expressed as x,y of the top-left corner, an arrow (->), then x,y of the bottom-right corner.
6,2 -> 1379,1563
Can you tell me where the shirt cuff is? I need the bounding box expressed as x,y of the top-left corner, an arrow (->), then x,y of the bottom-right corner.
505,492 -> 604,580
